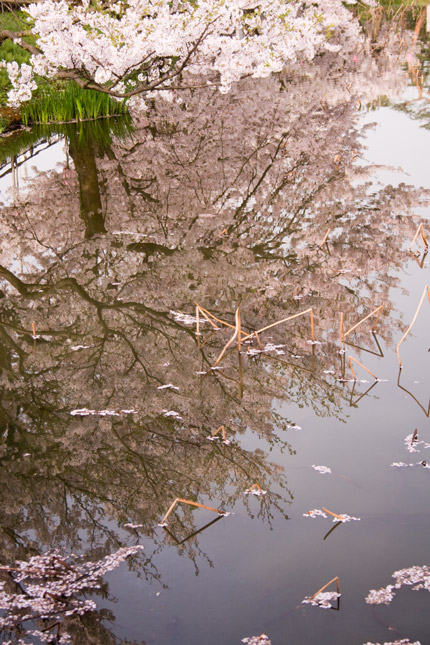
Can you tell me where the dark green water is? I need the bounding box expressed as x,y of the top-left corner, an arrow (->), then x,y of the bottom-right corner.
0,10 -> 430,645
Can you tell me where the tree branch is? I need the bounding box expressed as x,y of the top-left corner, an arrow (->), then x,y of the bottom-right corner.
0,29 -> 40,56
55,19 -> 217,98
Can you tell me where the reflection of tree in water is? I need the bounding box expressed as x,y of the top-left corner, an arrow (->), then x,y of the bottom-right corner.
0,16 -> 430,643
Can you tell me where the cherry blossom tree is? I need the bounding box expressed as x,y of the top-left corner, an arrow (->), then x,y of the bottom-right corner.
1,0 -> 370,107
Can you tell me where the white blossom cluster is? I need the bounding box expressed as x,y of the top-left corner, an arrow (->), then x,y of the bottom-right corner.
171,310 -> 207,326
304,508 -> 360,522
365,565 -> 430,606
391,431 -> 430,468
0,546 -> 144,643
311,465 -> 332,475
70,407 -> 136,416
5,0 -> 369,107
241,635 -> 272,645
363,640 -> 421,645
302,590 -> 341,609
405,432 -> 430,454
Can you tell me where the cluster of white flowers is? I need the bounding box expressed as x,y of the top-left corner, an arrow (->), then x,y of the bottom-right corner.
6,61 -> 37,106
5,0 -> 369,107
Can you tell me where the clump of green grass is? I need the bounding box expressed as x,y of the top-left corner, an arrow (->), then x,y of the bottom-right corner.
21,82 -> 129,125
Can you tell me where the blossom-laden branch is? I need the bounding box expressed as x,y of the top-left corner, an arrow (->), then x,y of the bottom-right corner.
0,0 -> 371,108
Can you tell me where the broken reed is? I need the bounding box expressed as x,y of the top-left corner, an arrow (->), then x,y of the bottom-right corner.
210,425 -> 227,441
342,305 -> 383,342
409,223 -> 428,253
339,313 -> 345,352
211,306 -> 316,368
396,284 -> 430,367
246,483 -> 264,494
160,498 -> 225,525
322,507 -> 345,520
320,228 -> 331,247
196,289 -> 430,373
348,356 -> 378,381
310,576 -> 340,601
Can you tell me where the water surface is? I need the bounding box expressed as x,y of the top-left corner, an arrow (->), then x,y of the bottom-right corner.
1,8 -> 430,644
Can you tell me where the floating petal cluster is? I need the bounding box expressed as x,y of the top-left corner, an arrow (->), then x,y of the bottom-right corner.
242,635 -> 272,645
366,565 -> 430,606
363,640 -> 421,644
391,431 -> 430,468
70,407 -> 136,416
304,508 -> 360,522
312,465 -> 332,475
302,590 -> 341,609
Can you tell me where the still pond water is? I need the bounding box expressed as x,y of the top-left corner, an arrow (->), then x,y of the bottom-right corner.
1,11 -> 430,645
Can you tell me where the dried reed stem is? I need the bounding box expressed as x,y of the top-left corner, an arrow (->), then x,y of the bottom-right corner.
344,305 -> 383,338
210,425 -> 226,441
411,428 -> 418,446
195,303 -> 222,330
248,308 -> 314,340
310,309 -> 315,342
246,483 -> 263,493
409,223 -> 428,252
196,305 -> 200,338
320,228 -> 331,246
160,498 -> 224,525
348,356 -> 378,381
236,308 -> 242,353
396,285 -> 430,367
322,507 -> 344,520
340,312 -> 345,350
310,576 -> 340,600
32,321 -> 36,339
255,332 -> 262,349
213,308 -> 240,367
